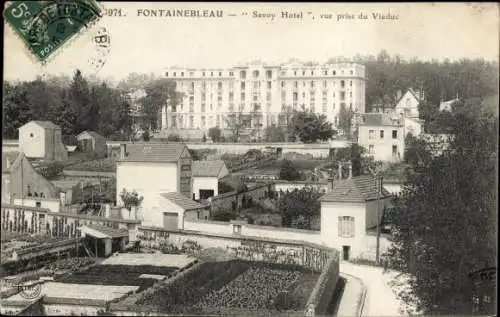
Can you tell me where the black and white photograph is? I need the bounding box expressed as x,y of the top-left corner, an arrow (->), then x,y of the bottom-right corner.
1,2 -> 498,316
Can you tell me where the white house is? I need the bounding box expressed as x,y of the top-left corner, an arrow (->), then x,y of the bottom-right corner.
191,160 -> 229,200
358,113 -> 405,162
154,192 -> 208,230
319,176 -> 393,261
394,88 -> 424,119
439,98 -> 459,112
18,121 -> 68,161
116,143 -> 193,226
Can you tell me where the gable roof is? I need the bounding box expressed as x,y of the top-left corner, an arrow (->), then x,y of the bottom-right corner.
2,152 -> 21,173
119,143 -> 188,163
360,113 -> 401,127
395,88 -> 423,107
192,160 -> 226,177
81,223 -> 129,239
160,192 -> 206,211
77,130 -> 106,140
439,98 -> 459,111
319,176 -> 391,203
23,121 -> 61,129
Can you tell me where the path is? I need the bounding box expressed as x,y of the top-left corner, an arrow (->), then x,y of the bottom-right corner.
339,261 -> 406,316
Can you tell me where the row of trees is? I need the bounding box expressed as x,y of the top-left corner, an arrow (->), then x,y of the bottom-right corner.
4,70 -> 132,141
385,98 -> 498,315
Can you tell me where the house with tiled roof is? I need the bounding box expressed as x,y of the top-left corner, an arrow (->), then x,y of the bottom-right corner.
319,175 -> 393,260
191,160 -> 229,200
116,143 -> 193,228
157,192 -> 209,230
18,120 -> 68,162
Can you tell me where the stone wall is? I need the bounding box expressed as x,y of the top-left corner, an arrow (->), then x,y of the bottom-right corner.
0,204 -> 140,240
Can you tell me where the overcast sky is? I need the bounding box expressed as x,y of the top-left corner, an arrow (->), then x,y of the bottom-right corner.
4,2 -> 499,83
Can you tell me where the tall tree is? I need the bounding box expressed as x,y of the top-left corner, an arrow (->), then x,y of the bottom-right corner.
338,103 -> 355,139
67,69 -> 93,133
3,82 -> 32,138
292,110 -> 336,143
264,124 -> 286,142
140,78 -> 181,131
384,98 -> 497,315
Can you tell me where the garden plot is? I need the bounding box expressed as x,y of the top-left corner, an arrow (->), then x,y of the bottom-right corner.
100,253 -> 195,268
4,282 -> 138,302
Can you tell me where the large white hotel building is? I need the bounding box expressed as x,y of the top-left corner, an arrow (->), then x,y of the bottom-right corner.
160,61 -> 366,132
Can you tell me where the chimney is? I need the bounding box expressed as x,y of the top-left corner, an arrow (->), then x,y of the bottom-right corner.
338,163 -> 343,180
348,162 -> 353,179
120,144 -> 127,159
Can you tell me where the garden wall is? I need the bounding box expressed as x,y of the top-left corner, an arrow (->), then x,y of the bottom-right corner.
209,183 -> 273,214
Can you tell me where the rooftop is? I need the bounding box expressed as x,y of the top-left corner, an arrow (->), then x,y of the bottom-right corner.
192,160 -> 226,177
81,223 -> 129,238
319,175 -> 391,203
359,113 -> 402,127
77,130 -> 106,140
23,120 -> 61,129
119,143 -> 188,163
161,192 -> 207,210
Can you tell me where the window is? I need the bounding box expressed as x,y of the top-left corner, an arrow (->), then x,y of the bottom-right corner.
266,70 -> 272,79
369,145 -> 375,154
338,216 -> 355,237
229,92 -> 234,101
340,80 -> 345,88
181,72 -> 184,76
369,129 -> 375,139
229,71 -> 234,76
281,81 -> 284,88
210,72 -> 214,76
266,92 -> 271,101
218,82 -> 222,90
323,81 -> 327,89
219,72 -> 222,77
294,81 -> 298,88
241,92 -> 246,100
36,201 -> 41,208
310,81 -> 314,88
267,81 -> 272,89
294,70 -> 297,76
311,70 -> 314,76
201,116 -> 206,128
392,130 -> 398,139
333,70 -> 336,75
240,70 -> 246,79
173,72 -> 176,77
253,70 -> 259,78
392,145 -> 398,155
165,72 -> 168,77
233,224 -> 242,234
202,81 -> 206,89
324,70 -> 328,75
350,80 -> 352,87
340,91 -> 345,101
380,130 -> 384,138
189,71 -> 194,77
202,72 -> 206,77
302,70 -> 306,76
189,116 -> 194,128
241,82 -> 245,90
30,133 -> 34,137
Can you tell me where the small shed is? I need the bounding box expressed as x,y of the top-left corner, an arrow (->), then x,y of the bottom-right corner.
19,120 -> 68,161
79,224 -> 129,257
76,131 -> 107,157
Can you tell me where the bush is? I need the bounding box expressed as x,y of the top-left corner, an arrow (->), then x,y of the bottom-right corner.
208,126 -> 222,142
167,134 -> 183,142
279,159 -> 302,181
212,211 -> 233,222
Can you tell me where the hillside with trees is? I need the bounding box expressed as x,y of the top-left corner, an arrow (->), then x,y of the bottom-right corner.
3,70 -> 133,141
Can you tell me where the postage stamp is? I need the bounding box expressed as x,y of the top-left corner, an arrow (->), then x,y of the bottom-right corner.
4,0 -> 103,62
